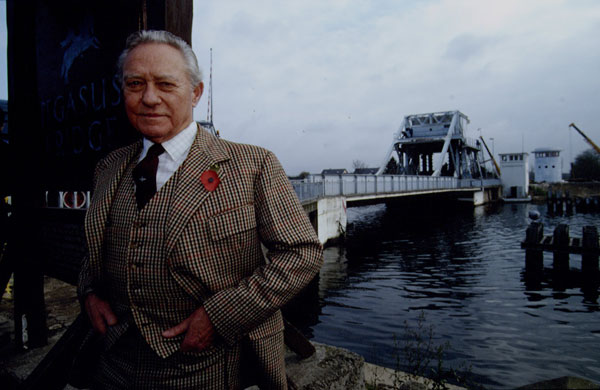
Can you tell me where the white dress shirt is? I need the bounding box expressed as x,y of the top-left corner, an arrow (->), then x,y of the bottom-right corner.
138,121 -> 198,192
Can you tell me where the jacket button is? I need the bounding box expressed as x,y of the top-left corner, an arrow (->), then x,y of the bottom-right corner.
131,262 -> 143,270
134,221 -> 147,228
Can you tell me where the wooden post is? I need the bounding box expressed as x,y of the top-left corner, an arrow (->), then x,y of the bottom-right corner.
7,0 -> 48,349
585,197 -> 592,213
582,226 -> 599,277
556,190 -> 563,215
580,198 -> 585,213
525,222 -> 544,274
553,224 -> 570,273
565,191 -> 573,214
145,0 -> 193,44
547,189 -> 555,215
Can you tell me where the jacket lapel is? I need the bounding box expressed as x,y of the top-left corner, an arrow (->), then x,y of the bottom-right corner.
165,126 -> 230,256
86,141 -> 142,274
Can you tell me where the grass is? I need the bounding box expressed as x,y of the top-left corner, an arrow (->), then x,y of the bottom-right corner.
367,311 -> 484,390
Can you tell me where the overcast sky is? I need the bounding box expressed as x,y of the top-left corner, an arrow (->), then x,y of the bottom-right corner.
190,0 -> 600,175
1,1 -> 599,175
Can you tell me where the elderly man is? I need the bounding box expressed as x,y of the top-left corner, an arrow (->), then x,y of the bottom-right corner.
77,30 -> 322,389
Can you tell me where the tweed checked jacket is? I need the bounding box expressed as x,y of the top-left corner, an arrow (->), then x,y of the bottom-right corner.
78,126 -> 323,380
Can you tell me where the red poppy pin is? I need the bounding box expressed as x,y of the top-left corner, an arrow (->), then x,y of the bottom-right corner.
201,167 -> 220,192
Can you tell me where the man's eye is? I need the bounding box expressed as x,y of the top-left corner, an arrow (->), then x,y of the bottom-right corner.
159,82 -> 175,88
126,80 -> 144,88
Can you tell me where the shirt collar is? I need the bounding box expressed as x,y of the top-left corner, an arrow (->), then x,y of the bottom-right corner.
140,121 -> 197,163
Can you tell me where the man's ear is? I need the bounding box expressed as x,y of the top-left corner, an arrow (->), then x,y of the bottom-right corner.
192,82 -> 204,107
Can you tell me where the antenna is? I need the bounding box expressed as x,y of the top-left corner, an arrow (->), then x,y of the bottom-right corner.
207,48 -> 213,123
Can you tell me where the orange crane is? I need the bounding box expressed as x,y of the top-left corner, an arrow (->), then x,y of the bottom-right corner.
479,136 -> 501,176
569,123 -> 600,154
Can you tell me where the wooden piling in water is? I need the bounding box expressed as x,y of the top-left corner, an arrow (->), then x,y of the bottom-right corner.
582,226 -> 599,276
522,223 -> 600,281
525,222 -> 544,274
546,190 -> 555,214
556,192 -> 564,215
553,224 -> 570,272
565,191 -> 573,214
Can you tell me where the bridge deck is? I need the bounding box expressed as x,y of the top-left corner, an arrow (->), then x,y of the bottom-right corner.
344,187 -> 479,203
293,174 -> 501,203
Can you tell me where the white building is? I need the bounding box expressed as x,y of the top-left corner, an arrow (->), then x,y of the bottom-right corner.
532,148 -> 562,183
499,152 -> 529,199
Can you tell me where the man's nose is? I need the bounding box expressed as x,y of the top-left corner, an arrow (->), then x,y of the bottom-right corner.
142,84 -> 161,106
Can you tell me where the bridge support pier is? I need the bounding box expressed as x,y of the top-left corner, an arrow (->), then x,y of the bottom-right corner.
302,197 -> 347,246
462,187 -> 501,205
316,197 -> 347,246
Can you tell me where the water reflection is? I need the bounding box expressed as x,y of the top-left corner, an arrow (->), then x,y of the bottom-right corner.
522,267 -> 600,305
286,201 -> 600,389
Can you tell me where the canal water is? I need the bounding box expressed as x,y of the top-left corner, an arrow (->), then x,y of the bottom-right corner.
285,202 -> 600,389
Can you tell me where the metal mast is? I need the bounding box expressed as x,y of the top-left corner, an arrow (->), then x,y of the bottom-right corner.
199,48 -> 219,137
207,47 -> 213,123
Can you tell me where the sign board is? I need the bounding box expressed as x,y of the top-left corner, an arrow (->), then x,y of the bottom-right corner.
34,1 -> 142,191
7,0 -> 193,283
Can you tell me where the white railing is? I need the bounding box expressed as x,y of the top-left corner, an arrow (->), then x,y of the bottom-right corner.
44,191 -> 91,209
292,174 -> 501,202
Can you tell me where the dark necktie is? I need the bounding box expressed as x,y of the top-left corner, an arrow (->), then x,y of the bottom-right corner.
133,143 -> 165,210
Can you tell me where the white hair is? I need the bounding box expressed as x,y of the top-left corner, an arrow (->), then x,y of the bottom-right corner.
117,30 -> 203,87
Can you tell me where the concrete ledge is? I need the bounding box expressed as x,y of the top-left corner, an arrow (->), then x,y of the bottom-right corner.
517,376 -> 600,389
363,362 -> 466,390
286,342 -> 365,390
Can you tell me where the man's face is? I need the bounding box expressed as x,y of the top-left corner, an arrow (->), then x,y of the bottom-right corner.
122,43 -> 203,143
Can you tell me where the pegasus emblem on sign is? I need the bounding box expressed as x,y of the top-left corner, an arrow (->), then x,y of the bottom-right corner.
60,15 -> 100,84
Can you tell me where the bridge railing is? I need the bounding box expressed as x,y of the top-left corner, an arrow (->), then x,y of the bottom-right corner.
291,174 -> 501,202
291,181 -> 324,203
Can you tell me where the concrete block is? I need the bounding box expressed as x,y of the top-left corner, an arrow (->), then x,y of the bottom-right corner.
517,376 -> 599,389
316,197 -> 347,245
285,342 -> 365,390
363,362 -> 466,390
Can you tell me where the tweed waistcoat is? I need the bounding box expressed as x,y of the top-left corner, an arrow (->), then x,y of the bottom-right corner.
103,159 -> 200,358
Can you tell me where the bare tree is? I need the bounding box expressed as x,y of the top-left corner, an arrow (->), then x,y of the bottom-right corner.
352,159 -> 367,170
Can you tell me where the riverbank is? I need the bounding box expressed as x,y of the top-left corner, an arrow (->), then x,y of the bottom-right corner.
530,181 -> 600,201
0,277 -> 465,389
